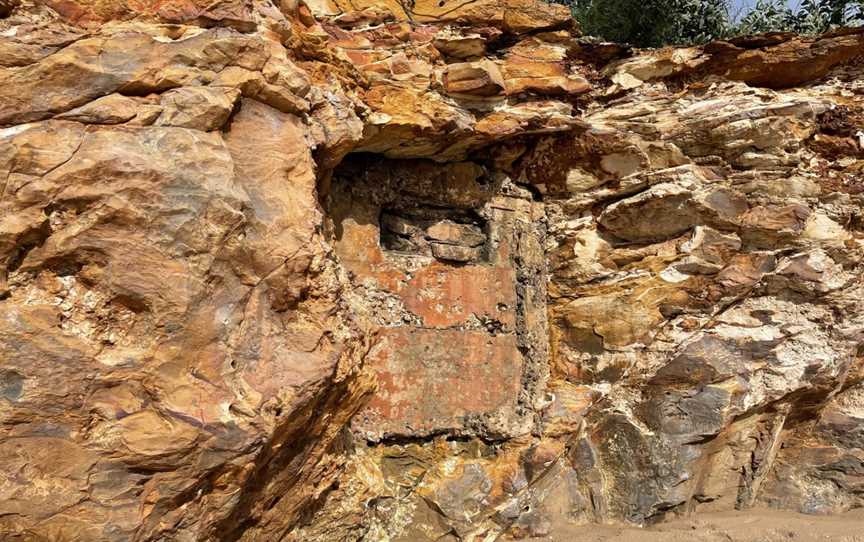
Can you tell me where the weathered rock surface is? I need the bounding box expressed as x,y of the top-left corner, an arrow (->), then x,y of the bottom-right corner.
1,1 -> 863,540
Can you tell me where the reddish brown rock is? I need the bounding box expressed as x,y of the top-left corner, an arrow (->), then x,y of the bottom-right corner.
353,328 -> 523,439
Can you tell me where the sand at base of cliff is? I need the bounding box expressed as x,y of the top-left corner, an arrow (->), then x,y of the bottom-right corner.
535,508 -> 864,541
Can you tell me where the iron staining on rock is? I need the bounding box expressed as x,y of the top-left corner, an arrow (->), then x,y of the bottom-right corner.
326,154 -> 549,443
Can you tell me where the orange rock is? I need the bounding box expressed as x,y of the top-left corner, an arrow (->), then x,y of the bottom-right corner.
443,60 -> 506,97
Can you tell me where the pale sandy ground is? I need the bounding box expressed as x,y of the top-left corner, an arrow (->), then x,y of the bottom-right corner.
533,508 -> 864,541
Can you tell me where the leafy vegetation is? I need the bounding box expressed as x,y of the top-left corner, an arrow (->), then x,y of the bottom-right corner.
557,0 -> 864,47
738,0 -> 864,35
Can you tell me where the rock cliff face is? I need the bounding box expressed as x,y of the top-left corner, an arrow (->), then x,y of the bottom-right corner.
1,1 -> 863,540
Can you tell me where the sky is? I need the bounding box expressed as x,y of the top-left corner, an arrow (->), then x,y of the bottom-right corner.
730,0 -> 799,16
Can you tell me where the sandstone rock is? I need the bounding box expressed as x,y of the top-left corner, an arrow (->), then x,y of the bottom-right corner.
430,241 -> 484,262
598,180 -> 747,243
0,78 -> 369,542
542,381 -> 598,436
2,1 -> 864,540
443,60 -> 506,97
55,93 -> 144,124
607,28 -> 864,90
433,28 -> 488,60
330,6 -> 395,28
0,22 -> 84,67
41,0 -> 256,29
156,86 -> 241,130
308,0 -> 571,34
501,37 -> 592,96
0,29 -> 271,126
426,220 -> 486,247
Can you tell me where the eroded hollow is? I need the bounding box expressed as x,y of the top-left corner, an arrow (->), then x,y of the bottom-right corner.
323,153 -> 550,443
379,208 -> 489,263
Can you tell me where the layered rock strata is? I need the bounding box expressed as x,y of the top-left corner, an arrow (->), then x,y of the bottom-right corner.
0,1 -> 862,540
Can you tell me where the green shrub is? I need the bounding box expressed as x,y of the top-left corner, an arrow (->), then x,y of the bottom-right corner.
555,0 -> 864,47
737,0 -> 864,34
